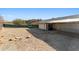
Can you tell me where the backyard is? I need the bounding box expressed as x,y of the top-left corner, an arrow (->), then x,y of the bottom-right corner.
0,27 -> 79,51
0,28 -> 54,51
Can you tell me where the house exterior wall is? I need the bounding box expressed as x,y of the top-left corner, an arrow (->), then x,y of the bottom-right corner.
0,24 -> 3,30
39,23 -> 47,30
54,22 -> 79,33
39,22 -> 79,33
39,18 -> 79,33
0,16 -> 4,30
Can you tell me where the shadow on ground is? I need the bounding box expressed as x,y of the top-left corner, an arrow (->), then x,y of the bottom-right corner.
26,28 -> 75,51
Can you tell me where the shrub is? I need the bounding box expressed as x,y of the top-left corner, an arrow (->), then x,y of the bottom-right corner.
13,19 -> 26,26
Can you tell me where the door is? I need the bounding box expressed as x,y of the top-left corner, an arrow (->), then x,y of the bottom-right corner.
48,23 -> 53,30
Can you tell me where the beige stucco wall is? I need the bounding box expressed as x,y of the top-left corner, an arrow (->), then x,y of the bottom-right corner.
39,23 -> 47,30
54,22 -> 79,33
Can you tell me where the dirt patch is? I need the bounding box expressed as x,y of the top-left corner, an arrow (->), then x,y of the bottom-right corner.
0,28 -> 55,51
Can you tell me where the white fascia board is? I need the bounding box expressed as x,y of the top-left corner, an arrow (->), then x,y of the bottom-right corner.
48,18 -> 79,23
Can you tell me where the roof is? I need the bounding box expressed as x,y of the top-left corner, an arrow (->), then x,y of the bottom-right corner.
39,14 -> 79,23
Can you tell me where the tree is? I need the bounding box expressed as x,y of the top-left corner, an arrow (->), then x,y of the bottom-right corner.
12,19 -> 26,25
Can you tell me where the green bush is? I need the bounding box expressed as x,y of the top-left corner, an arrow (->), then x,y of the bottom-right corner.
13,19 -> 26,25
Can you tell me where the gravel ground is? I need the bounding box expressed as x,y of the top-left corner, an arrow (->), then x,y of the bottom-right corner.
27,28 -> 79,51
0,28 -> 55,51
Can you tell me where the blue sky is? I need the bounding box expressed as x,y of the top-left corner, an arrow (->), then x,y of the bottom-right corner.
0,8 -> 79,21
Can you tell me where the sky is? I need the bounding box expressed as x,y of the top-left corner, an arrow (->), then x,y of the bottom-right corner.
0,8 -> 79,21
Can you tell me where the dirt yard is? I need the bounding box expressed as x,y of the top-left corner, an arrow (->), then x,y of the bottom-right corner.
0,28 -> 55,51
0,28 -> 79,51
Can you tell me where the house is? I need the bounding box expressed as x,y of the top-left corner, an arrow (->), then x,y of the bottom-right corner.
28,19 -> 42,25
38,14 -> 79,33
0,16 -> 4,30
